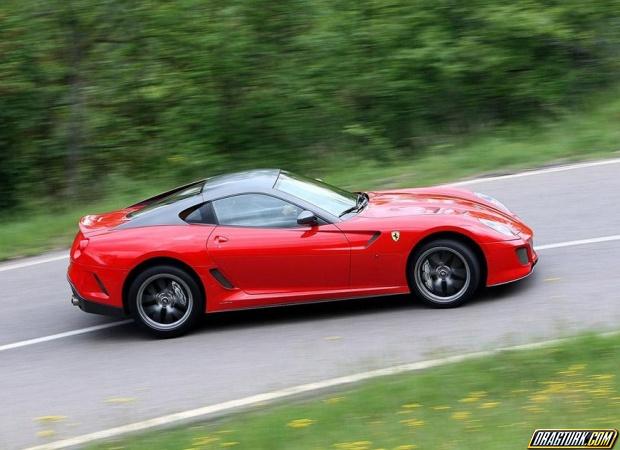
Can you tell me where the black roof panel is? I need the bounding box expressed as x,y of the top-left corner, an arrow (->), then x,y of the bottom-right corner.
117,169 -> 283,229
202,169 -> 280,199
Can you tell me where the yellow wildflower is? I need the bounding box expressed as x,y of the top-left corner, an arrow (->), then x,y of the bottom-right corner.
470,391 -> 487,397
588,388 -> 613,397
287,418 -> 315,428
522,405 -> 545,413
193,436 -> 219,445
399,418 -> 425,427
465,419 -> 483,431
432,405 -> 451,410
451,411 -> 471,420
459,391 -> 486,403
479,402 -> 500,409
401,403 -> 422,409
540,382 -> 568,394
324,396 -> 345,404
334,441 -> 372,450
591,374 -> 615,381
529,394 -> 549,403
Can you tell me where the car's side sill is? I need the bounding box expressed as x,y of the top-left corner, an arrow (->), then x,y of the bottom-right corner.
209,292 -> 407,314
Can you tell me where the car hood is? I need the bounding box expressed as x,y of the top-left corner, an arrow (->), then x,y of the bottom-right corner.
361,187 -> 529,233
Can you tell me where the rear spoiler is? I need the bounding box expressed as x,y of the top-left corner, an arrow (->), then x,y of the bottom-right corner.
78,210 -> 131,236
77,179 -> 206,236
129,179 -> 205,208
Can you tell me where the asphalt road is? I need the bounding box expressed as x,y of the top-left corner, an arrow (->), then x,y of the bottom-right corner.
2,159 -> 620,449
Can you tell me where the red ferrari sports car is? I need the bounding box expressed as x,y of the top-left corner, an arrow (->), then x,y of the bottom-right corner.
68,169 -> 537,337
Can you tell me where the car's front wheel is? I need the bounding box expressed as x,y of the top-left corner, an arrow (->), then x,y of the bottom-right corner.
409,239 -> 481,308
128,265 -> 204,338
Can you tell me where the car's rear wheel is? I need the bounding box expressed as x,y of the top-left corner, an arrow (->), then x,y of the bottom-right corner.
409,239 -> 481,308
128,265 -> 203,338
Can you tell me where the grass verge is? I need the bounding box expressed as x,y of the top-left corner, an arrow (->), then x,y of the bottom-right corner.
82,332 -> 620,450
2,87 -> 620,261
0,189 -> 153,261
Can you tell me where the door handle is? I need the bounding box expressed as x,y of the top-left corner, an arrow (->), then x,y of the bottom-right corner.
214,235 -> 229,243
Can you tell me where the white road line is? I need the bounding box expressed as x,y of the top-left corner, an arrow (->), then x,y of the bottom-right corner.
450,156 -> 620,187
24,330 -> 620,450
0,254 -> 68,273
0,320 -> 132,352
1,232 -> 619,354
534,234 -> 620,251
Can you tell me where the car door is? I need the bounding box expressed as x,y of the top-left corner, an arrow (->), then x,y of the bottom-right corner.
206,193 -> 350,295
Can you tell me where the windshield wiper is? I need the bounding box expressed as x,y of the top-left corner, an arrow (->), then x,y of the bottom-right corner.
339,193 -> 368,217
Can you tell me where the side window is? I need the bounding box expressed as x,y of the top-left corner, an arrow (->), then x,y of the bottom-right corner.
180,203 -> 217,224
212,194 -> 303,228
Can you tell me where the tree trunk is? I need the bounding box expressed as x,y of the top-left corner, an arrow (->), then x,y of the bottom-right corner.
65,10 -> 84,200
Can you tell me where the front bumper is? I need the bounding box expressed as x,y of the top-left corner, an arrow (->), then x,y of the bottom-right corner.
483,235 -> 538,286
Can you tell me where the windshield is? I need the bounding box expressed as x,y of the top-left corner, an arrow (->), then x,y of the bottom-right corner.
275,171 -> 357,217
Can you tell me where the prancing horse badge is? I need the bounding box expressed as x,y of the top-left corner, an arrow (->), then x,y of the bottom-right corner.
391,231 -> 400,242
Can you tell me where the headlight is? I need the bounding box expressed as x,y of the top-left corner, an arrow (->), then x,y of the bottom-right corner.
475,192 -> 510,213
478,218 -> 516,237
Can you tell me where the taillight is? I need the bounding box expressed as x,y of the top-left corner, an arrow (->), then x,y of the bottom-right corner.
73,238 -> 89,259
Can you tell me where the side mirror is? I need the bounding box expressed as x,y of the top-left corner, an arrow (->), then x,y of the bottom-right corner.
297,210 -> 318,226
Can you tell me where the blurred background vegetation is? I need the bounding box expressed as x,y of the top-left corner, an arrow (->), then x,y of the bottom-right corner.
1,0 -> 620,256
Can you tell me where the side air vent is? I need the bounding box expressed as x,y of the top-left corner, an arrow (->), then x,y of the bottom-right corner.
365,232 -> 381,248
92,273 -> 109,295
516,247 -> 529,265
210,268 -> 235,289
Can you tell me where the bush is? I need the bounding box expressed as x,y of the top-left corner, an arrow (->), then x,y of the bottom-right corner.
1,0 -> 619,210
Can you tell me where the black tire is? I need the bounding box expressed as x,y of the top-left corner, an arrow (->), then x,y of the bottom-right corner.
408,239 -> 481,308
128,265 -> 204,338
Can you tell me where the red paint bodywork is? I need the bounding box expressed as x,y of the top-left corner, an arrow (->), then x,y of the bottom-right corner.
68,186 -> 537,314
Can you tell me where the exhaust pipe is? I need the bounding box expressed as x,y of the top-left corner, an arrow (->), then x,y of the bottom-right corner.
71,296 -> 80,306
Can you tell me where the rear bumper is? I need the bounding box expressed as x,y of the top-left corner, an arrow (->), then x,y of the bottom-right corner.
483,236 -> 538,286
69,281 -> 126,317
67,260 -> 127,317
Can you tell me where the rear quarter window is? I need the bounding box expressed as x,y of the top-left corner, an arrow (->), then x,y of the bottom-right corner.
180,202 -> 217,224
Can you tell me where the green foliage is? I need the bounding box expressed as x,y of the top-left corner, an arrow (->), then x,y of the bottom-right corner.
1,0 -> 619,211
